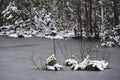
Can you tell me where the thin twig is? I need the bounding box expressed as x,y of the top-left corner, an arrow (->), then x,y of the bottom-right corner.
53,39 -> 56,57
56,41 -> 67,60
64,43 -> 69,59
29,52 -> 41,70
39,56 -> 45,70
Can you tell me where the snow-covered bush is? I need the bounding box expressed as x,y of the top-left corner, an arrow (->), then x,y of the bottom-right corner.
33,8 -> 46,32
2,1 -> 19,21
71,55 -> 109,71
101,24 -> 120,47
45,54 -> 63,71
1,1 -> 31,37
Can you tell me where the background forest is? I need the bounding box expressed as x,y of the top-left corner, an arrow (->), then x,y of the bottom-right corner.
0,0 -> 120,47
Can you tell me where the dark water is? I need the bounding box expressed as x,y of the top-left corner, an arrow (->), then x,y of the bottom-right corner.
0,36 -> 120,80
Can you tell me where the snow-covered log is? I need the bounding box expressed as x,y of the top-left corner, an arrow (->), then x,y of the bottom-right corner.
65,59 -> 78,66
71,55 -> 108,71
45,54 -> 63,71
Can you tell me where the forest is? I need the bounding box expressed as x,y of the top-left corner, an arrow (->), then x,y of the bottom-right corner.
0,0 -> 120,47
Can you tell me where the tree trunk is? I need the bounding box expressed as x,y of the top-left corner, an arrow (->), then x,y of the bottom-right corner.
76,0 -> 82,37
113,0 -> 119,26
101,0 -> 104,34
85,0 -> 89,37
89,0 -> 93,35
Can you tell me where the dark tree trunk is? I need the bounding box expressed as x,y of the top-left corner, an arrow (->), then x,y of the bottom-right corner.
76,0 -> 82,37
113,0 -> 119,26
85,0 -> 89,36
89,0 -> 93,35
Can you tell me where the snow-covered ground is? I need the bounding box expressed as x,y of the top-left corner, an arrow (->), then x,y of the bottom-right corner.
0,24 -> 75,39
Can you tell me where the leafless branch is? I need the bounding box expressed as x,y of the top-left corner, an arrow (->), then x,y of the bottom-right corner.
56,41 -> 67,60
64,43 -> 69,59
29,52 -> 41,70
53,39 -> 56,57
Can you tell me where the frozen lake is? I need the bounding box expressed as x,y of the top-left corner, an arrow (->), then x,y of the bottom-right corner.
0,36 -> 120,80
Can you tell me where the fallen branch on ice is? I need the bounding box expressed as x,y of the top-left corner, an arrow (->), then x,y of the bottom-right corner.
71,55 -> 109,71
45,54 -> 63,71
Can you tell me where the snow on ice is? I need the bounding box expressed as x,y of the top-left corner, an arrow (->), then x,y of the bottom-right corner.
65,58 -> 78,66
71,55 -> 109,71
45,54 -> 63,71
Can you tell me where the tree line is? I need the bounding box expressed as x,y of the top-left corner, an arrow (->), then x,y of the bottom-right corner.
0,0 -> 120,38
